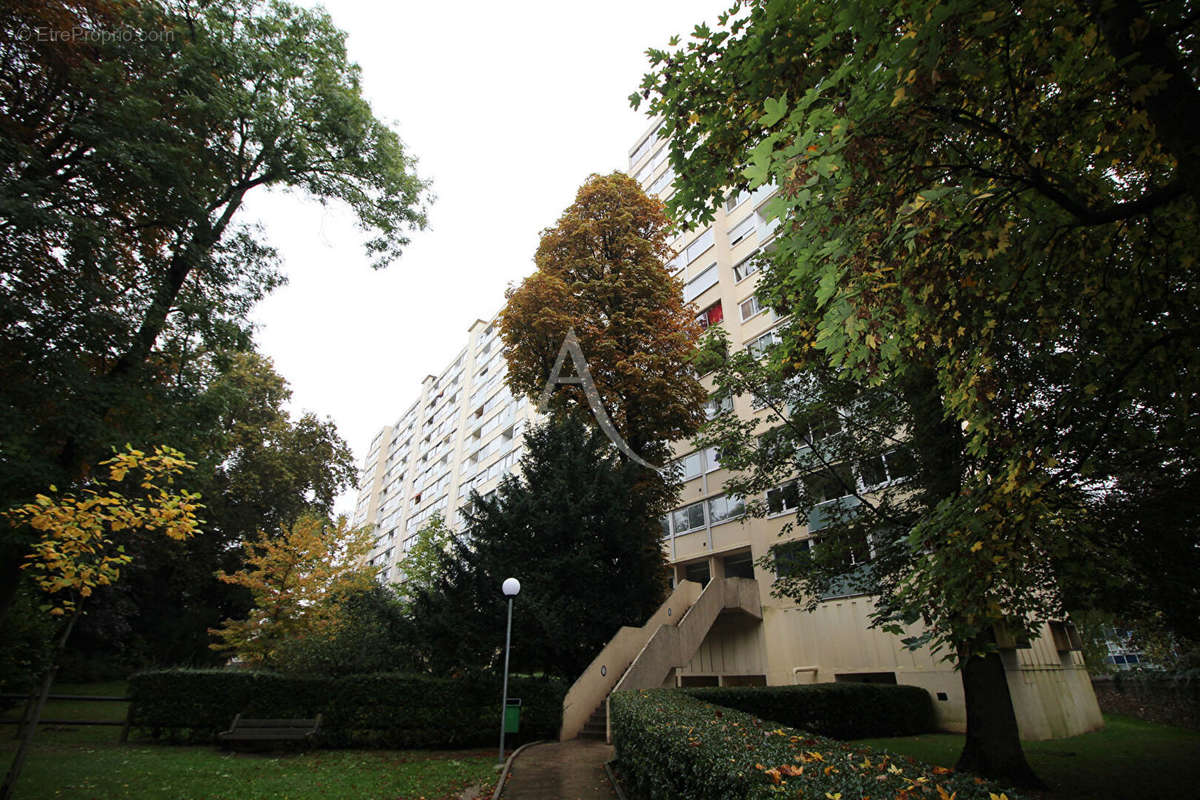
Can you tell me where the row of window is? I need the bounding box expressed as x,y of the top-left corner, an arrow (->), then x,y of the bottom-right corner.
765,450 -> 915,520
406,494 -> 447,533
674,447 -> 722,481
630,124 -> 665,168
634,141 -> 669,185
661,493 -> 747,538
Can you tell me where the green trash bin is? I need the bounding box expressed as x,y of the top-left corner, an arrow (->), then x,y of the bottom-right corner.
504,698 -> 521,734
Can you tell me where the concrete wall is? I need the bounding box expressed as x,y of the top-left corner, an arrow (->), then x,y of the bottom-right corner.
669,526 -> 1103,740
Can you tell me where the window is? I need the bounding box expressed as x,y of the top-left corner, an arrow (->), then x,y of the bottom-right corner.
859,448 -> 916,488
767,479 -> 800,515
660,516 -> 672,539
747,328 -> 782,357
704,394 -> 734,419
728,213 -> 756,246
708,494 -> 745,525
683,264 -> 719,303
800,408 -> 841,444
739,295 -> 765,321
686,228 -> 715,263
649,167 -> 674,196
675,451 -> 704,482
725,188 -> 752,213
805,466 -> 854,504
672,501 -> 706,534
705,447 -> 722,472
756,208 -> 781,242
696,301 -> 724,329
630,125 -> 662,167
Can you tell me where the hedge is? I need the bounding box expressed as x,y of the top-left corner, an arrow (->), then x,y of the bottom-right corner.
128,669 -> 565,748
610,689 -> 1019,800
684,682 -> 937,739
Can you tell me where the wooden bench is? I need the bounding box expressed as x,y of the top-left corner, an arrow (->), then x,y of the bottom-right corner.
218,713 -> 321,749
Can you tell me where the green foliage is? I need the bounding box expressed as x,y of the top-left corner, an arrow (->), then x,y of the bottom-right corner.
408,415 -> 671,680
127,669 -> 565,749
1,0 -> 427,626
395,514 -> 452,611
0,582 -> 56,700
854,714 -> 1200,800
683,683 -> 937,740
638,0 -> 1200,655
272,585 -> 418,678
610,689 -> 1017,800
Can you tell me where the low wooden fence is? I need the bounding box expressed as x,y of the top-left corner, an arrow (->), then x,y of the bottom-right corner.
0,693 -> 134,742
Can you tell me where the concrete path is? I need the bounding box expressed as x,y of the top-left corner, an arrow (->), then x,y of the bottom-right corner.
500,740 -> 618,800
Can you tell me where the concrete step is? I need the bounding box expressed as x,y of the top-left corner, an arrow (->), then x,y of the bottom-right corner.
578,724 -> 607,740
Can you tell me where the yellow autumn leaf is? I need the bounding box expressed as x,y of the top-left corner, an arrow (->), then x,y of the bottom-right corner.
891,87 -> 906,107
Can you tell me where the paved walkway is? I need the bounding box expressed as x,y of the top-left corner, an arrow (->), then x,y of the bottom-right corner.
500,740 -> 618,800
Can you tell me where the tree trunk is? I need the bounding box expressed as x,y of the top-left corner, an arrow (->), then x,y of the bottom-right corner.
0,607 -> 80,800
955,641 -> 1045,789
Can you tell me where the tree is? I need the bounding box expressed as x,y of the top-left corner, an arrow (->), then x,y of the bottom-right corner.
694,328 -> 1057,786
273,584 -> 418,678
395,513 -> 453,612
636,0 -> 1198,785
208,514 -> 375,669
408,416 -> 671,680
0,0 -> 429,617
53,351 -> 359,671
499,172 -> 708,465
1,445 -> 203,800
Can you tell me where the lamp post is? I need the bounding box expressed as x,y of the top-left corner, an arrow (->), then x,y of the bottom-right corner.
498,577 -> 520,765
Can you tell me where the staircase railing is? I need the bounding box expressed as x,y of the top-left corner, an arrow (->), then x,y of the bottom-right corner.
558,579 -> 703,741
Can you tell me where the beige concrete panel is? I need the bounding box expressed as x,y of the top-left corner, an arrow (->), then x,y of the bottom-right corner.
673,530 -> 709,561
711,520 -> 752,552
560,579 -> 702,741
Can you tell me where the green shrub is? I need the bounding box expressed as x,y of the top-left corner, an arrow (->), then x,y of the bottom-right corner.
128,669 -> 564,747
610,689 -> 1018,800
684,682 -> 937,739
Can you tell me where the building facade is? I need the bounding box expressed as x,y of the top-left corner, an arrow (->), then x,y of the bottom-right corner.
352,120 -> 1103,741
626,119 -> 1101,740
351,319 -> 536,585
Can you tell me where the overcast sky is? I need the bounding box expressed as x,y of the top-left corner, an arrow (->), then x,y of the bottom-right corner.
243,1 -> 731,513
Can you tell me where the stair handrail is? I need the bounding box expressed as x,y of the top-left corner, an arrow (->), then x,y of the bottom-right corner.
558,579 -> 703,741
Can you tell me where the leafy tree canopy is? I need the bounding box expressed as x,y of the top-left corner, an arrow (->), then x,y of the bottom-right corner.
1,0 -> 429,614
637,0 -> 1200,688
635,0 -> 1199,783
500,172 -> 708,460
208,514 -> 375,670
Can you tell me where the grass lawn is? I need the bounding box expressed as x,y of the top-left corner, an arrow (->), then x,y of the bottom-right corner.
1,682 -> 499,800
854,713 -> 1200,800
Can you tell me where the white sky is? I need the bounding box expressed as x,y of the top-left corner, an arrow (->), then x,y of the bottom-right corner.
244,1 -> 731,513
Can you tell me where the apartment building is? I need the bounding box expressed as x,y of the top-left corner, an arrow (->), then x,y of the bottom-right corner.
352,320 -> 535,585
353,120 -> 1102,741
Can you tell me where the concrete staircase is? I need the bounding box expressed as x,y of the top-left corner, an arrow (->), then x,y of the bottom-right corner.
559,576 -> 761,742
578,704 -> 608,741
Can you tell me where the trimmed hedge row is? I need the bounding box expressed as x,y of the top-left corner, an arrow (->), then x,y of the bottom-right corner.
684,682 -> 937,739
610,689 -> 1018,800
129,669 -> 565,748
